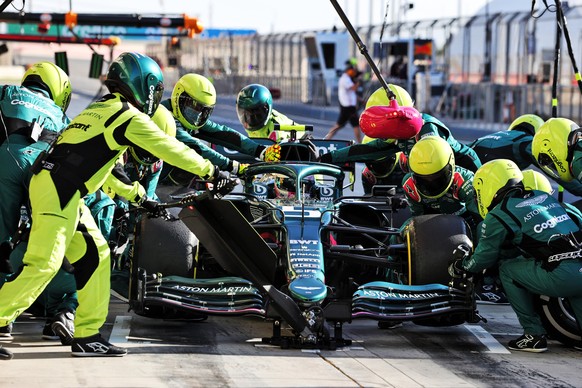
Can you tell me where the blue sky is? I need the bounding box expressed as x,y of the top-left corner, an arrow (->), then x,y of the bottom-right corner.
7,0 -> 576,34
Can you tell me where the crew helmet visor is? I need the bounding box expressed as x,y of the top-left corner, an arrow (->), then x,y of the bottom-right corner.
179,93 -> 214,128
413,163 -> 454,198
536,152 -> 562,180
237,104 -> 270,130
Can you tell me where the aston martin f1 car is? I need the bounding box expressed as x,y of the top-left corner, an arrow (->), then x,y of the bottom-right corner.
127,139 -> 581,349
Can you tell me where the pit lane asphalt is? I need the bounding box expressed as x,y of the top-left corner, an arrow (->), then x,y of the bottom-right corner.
3,299 -> 582,387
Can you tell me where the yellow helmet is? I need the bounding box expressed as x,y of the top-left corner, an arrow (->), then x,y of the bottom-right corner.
473,159 -> 524,218
522,169 -> 554,194
365,84 -> 413,109
171,73 -> 216,131
21,61 -> 72,112
508,114 -> 544,136
362,135 -> 399,177
531,117 -> 580,182
129,104 -> 176,165
409,136 -> 455,198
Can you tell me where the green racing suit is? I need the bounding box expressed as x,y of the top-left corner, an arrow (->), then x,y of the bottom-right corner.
461,190 -> 582,336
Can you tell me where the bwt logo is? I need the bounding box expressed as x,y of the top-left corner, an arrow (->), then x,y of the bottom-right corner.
290,239 -> 318,245
319,186 -> 334,197
252,183 -> 268,195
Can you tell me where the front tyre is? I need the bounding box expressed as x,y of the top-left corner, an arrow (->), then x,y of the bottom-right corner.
535,295 -> 582,347
406,214 -> 473,285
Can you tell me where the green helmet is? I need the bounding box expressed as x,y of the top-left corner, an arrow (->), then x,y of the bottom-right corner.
473,159 -> 524,218
365,84 -> 413,109
531,117 -> 580,182
508,114 -> 544,136
409,136 -> 455,198
171,73 -> 216,131
236,84 -> 273,131
129,104 -> 176,165
21,61 -> 72,112
522,169 -> 554,194
104,52 -> 164,117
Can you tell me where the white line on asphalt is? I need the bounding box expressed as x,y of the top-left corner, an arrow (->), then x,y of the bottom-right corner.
464,324 -> 511,354
109,315 -> 132,344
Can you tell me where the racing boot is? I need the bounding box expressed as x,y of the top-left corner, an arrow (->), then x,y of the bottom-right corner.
42,320 -> 60,341
50,310 -> 75,345
71,334 -> 127,357
0,323 -> 12,339
507,334 -> 547,353
0,345 -> 13,360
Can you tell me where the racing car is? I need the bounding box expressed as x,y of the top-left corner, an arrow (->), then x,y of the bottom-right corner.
126,137 -> 581,349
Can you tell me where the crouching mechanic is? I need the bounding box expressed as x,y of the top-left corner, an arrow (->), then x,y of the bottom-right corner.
450,159 -> 582,352
402,136 -> 481,231
0,52 -> 237,359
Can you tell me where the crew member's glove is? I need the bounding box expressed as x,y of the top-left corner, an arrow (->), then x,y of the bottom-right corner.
317,152 -> 333,164
229,160 -> 249,177
391,196 -> 408,210
140,198 -> 165,219
0,240 -> 14,274
260,144 -> 281,162
362,167 -> 377,186
448,259 -> 465,279
209,166 -> 240,199
448,243 -> 472,278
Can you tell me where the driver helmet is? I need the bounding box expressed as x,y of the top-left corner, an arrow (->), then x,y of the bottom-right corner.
21,61 -> 72,112
522,169 -> 554,194
531,117 -> 581,182
236,84 -> 273,131
473,159 -> 524,218
129,104 -> 176,166
365,84 -> 414,109
408,136 -> 455,198
104,52 -> 164,117
171,73 -> 216,131
274,176 -> 295,199
362,135 -> 399,178
507,114 -> 545,136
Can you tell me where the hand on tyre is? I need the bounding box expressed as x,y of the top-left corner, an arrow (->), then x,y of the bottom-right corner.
448,259 -> 465,279
452,243 -> 472,261
261,144 -> 281,162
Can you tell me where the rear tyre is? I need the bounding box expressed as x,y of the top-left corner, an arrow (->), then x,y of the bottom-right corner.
535,295 -> 582,347
406,214 -> 472,285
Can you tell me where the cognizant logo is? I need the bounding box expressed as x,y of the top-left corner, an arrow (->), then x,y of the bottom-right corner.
533,214 -> 569,233
147,84 -> 155,115
547,148 -> 568,173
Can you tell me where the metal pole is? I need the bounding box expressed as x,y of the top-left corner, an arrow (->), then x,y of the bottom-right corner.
329,0 -> 395,99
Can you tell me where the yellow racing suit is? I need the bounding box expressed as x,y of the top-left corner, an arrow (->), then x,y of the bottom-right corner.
0,93 -> 213,338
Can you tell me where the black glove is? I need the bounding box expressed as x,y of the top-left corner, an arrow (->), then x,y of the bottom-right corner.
452,243 -> 472,261
391,196 -> 408,210
140,199 -> 165,218
448,259 -> 465,279
317,153 -> 333,164
448,243 -> 472,279
209,166 -> 239,199
0,241 -> 14,273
